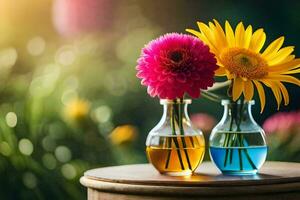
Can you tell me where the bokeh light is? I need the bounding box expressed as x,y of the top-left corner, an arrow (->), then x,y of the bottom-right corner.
42,136 -> 56,152
18,139 -> 34,156
0,141 -> 12,156
61,163 -> 77,179
27,36 -> 46,56
42,153 -> 57,170
92,105 -> 112,123
5,112 -> 17,127
22,172 -> 37,189
55,146 -> 72,163
0,47 -> 17,68
55,45 -> 76,66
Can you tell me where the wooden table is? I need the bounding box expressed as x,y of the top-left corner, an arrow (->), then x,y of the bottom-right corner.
80,161 -> 300,200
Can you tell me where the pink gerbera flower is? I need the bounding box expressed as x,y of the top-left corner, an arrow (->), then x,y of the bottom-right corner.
263,111 -> 300,134
136,33 -> 218,99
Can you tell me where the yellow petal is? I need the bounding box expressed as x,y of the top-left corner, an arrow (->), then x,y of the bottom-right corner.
267,46 -> 294,66
215,67 -> 227,76
186,28 -> 218,54
267,75 -> 300,86
243,80 -> 254,101
225,21 -> 235,47
279,55 -> 295,64
226,71 -> 235,80
253,80 -> 266,113
249,28 -> 266,52
268,58 -> 300,72
262,80 -> 282,110
185,29 -> 209,44
232,77 -> 244,101
197,22 -> 219,53
209,22 -> 225,50
243,25 -> 252,48
277,82 -> 289,105
262,36 -> 284,59
185,29 -> 202,38
212,19 -> 228,48
282,68 -> 300,74
235,22 -> 245,48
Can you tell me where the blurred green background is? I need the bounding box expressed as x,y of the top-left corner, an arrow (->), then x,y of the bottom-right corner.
0,0 -> 299,199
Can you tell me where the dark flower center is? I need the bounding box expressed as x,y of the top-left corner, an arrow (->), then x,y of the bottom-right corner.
160,49 -> 191,73
169,50 -> 184,63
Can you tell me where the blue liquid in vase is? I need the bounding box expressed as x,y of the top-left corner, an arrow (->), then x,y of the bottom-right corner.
210,146 -> 267,175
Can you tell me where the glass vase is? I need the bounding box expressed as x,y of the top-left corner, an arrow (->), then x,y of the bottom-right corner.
209,100 -> 267,175
146,99 -> 205,176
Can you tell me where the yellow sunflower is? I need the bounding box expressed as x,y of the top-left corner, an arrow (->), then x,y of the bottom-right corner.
186,20 -> 300,112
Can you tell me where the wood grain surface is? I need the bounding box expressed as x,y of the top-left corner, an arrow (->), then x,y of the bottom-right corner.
80,161 -> 300,199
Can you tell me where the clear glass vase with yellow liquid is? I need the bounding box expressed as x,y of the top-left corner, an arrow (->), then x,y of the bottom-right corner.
146,99 -> 205,176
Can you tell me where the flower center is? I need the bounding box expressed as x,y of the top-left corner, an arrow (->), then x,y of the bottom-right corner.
220,48 -> 268,79
169,50 -> 184,63
160,49 -> 191,73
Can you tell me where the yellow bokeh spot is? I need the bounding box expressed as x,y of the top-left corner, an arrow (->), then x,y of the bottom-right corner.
109,125 -> 138,145
64,98 -> 90,121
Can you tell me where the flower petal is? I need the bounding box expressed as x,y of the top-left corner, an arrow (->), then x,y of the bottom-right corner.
249,28 -> 266,52
214,67 -> 227,76
211,19 -> 228,49
282,68 -> 300,74
267,75 -> 300,86
235,22 -> 245,48
197,23 -> 217,47
267,46 -> 294,66
243,80 -> 254,101
243,25 -> 252,48
225,21 -> 235,47
253,80 -> 266,113
277,82 -> 289,105
262,80 -> 282,110
232,77 -> 244,101
279,55 -> 295,65
262,36 -> 284,59
268,58 -> 300,72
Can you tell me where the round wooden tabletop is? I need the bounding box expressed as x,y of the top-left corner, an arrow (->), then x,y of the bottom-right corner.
80,161 -> 300,199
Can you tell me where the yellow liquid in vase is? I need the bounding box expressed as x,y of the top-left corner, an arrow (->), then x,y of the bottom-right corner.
146,135 -> 205,176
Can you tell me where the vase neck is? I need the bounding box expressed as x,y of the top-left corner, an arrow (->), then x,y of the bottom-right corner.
221,99 -> 255,131
161,99 -> 190,121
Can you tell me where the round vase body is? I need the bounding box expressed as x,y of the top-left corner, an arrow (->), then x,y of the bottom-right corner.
146,99 -> 205,176
209,100 -> 267,175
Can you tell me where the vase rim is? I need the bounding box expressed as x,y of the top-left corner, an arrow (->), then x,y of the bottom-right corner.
160,99 -> 192,105
221,99 -> 255,105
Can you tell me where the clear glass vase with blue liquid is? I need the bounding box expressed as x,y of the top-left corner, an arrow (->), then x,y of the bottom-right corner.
209,100 -> 267,175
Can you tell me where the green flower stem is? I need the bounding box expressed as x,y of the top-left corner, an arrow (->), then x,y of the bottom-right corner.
164,137 -> 172,169
171,111 -> 185,170
178,100 -> 192,170
223,133 -> 230,166
222,99 -> 257,171
229,133 -> 237,164
223,110 -> 234,167
237,134 -> 243,170
237,101 -> 257,170
201,91 -> 223,103
241,135 -> 257,170
189,137 -> 195,148
237,101 -> 244,171
164,103 -> 185,170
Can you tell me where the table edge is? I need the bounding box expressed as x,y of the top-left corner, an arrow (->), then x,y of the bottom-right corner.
83,161 -> 300,187
80,176 -> 300,196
